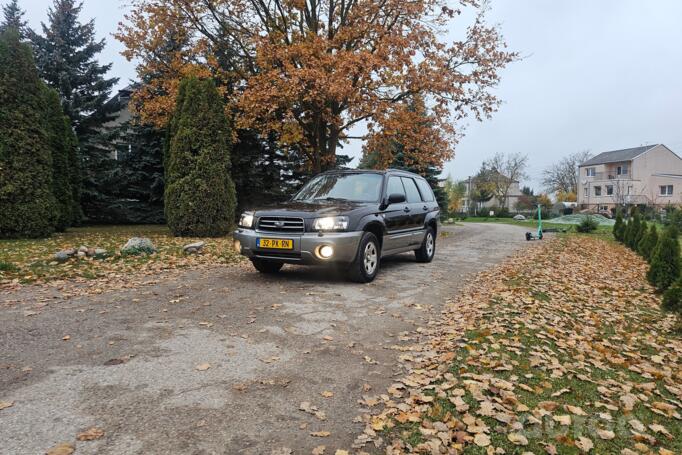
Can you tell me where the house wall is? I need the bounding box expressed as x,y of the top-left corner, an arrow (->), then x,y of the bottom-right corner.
577,145 -> 682,209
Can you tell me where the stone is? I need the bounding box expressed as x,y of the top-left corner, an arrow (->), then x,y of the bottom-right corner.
76,251 -> 86,258
54,251 -> 70,263
121,237 -> 156,255
78,245 -> 88,253
93,248 -> 108,259
183,241 -> 205,254
86,248 -> 96,257
513,214 -> 526,221
63,248 -> 77,257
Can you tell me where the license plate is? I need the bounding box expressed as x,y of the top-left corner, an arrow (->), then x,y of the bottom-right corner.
257,238 -> 293,249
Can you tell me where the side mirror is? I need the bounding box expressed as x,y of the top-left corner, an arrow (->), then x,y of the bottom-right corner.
387,193 -> 406,204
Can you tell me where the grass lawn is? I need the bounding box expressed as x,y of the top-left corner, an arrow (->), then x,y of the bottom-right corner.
366,235 -> 682,454
0,225 -> 241,286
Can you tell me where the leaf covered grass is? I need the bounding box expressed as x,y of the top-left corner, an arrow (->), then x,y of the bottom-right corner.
362,236 -> 681,454
0,224 -> 241,287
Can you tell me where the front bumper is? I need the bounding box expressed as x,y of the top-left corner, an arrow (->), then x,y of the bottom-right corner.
233,229 -> 363,265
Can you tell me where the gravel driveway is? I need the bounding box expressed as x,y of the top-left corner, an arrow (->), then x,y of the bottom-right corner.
0,223 -> 528,455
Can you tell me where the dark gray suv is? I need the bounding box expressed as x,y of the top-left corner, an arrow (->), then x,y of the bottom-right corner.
233,169 -> 440,282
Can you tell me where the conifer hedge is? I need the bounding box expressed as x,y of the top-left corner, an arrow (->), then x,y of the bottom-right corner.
0,30 -> 57,238
165,77 -> 236,237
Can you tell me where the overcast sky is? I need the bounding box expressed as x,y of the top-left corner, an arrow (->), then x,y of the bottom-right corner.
18,0 -> 682,191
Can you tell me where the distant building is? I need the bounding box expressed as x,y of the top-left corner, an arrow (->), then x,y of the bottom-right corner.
460,172 -> 522,213
577,144 -> 682,211
101,85 -> 135,160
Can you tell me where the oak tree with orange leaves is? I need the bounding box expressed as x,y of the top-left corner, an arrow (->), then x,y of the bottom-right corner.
117,0 -> 516,173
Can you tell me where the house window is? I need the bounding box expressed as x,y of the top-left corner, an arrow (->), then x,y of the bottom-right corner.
606,185 -> 613,195
586,168 -> 596,177
583,187 -> 588,196
616,165 -> 628,175
594,186 -> 602,196
627,185 -> 633,195
660,185 -> 673,196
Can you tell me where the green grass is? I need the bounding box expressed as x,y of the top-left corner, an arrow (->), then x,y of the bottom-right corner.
0,224 -> 241,285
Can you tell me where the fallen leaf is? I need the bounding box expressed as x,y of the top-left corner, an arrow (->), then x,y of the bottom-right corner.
195,363 -> 211,371
507,433 -> 529,446
334,451 -> 349,455
575,436 -> 593,452
0,401 -> 13,410
320,391 -> 333,398
46,442 -> 75,455
597,429 -> 615,440
312,446 -> 325,455
474,433 -> 491,447
77,426 -> 105,441
310,431 -> 330,437
62,335 -> 71,341
552,415 -> 571,426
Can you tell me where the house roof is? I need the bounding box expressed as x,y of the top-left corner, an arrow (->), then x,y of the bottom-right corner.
579,145 -> 659,167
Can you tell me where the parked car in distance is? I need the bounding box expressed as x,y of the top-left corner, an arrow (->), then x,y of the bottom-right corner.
233,169 -> 440,282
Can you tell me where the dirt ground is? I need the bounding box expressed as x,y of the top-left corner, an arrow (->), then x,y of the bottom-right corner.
0,223 -> 529,455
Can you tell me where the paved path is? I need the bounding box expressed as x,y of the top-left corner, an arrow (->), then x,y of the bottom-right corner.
0,223 -> 529,455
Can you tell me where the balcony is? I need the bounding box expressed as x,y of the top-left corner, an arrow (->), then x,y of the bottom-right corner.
589,172 -> 631,180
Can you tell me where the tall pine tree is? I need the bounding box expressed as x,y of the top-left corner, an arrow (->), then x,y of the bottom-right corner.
31,0 -> 118,221
165,78 -> 237,236
0,30 -> 57,238
0,0 -> 28,39
30,0 -> 118,135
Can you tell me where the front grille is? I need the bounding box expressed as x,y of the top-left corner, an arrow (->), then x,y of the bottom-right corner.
257,216 -> 305,233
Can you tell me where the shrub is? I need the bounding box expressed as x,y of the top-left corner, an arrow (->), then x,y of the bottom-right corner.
662,277 -> 682,324
0,30 -> 57,238
613,210 -> 625,242
647,225 -> 680,292
165,77 -> 237,237
634,221 -> 647,253
576,216 -> 599,233
625,209 -> 641,250
638,224 -> 658,261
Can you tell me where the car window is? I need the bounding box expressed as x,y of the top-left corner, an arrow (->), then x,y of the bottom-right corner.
401,177 -> 422,203
386,176 -> 405,198
416,179 -> 435,202
293,173 -> 383,202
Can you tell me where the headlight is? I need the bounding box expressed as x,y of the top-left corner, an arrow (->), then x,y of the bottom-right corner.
239,213 -> 254,228
312,216 -> 349,231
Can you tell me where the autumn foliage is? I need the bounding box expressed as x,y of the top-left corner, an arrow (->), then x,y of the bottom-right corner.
117,0 -> 516,172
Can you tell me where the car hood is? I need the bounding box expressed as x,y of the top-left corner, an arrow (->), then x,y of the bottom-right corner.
252,200 -> 373,218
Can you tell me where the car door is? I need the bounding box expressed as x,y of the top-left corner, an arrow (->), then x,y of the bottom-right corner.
401,177 -> 427,245
382,176 -> 412,252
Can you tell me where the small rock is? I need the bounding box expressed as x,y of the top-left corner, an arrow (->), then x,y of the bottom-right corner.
93,248 -> 107,258
121,237 -> 156,255
54,251 -> 70,263
183,241 -> 205,254
86,247 -> 96,257
78,245 -> 88,253
513,214 -> 526,221
76,251 -> 86,258
64,248 -> 77,256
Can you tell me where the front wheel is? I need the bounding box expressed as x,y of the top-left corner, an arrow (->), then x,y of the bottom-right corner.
250,258 -> 284,274
415,227 -> 436,263
347,232 -> 380,283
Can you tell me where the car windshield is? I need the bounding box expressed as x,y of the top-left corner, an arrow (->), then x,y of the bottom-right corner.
293,173 -> 383,203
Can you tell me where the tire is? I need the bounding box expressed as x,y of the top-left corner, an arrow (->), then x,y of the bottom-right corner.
347,232 -> 380,283
415,226 -> 436,263
250,258 -> 284,274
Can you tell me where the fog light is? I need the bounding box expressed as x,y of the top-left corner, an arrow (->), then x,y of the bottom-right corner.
233,239 -> 241,253
319,245 -> 334,259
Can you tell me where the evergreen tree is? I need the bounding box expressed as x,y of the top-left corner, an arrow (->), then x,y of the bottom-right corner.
83,114 -> 165,224
647,225 -> 680,292
0,30 -> 57,238
634,221 -> 647,253
662,277 -> 682,325
165,77 -> 236,236
613,210 -> 625,242
638,223 -> 658,262
42,86 -> 74,231
65,117 -> 83,224
0,0 -> 27,39
30,0 -> 118,136
625,210 -> 641,249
